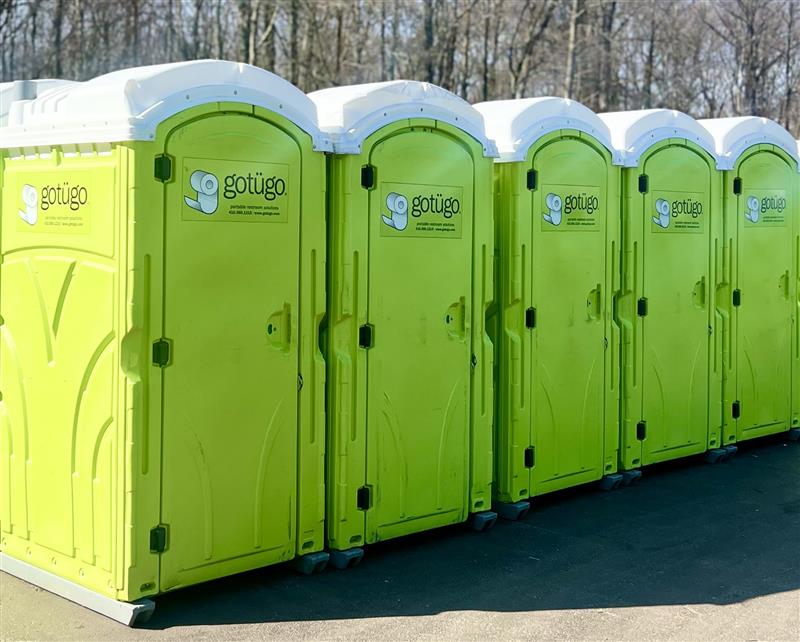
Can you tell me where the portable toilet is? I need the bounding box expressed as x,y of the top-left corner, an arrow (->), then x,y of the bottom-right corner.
0,60 -> 331,625
598,109 -> 727,470
473,97 -> 625,517
308,81 -> 498,568
698,117 -> 799,444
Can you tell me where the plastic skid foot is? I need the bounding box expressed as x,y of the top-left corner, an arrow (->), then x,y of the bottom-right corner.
787,428 -> 800,442
599,473 -> 623,491
723,445 -> 738,458
494,501 -> 530,521
707,445 -> 737,463
621,470 -> 642,486
329,548 -> 364,570
468,510 -> 498,532
294,551 -> 329,575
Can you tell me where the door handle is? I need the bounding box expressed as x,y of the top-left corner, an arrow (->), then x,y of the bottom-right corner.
693,276 -> 707,308
266,303 -> 291,352
587,284 -> 602,320
445,297 -> 466,339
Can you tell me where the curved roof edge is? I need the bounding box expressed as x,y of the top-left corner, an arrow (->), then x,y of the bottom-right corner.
308,81 -> 498,157
698,116 -> 800,172
0,60 -> 333,152
473,97 -> 622,163
598,109 -> 720,168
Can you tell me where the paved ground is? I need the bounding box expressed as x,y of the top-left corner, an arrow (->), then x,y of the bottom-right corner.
2,434 -> 799,641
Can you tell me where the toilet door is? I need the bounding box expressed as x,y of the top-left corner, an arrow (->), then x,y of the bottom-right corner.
733,152 -> 794,438
363,128 -> 474,543
159,112 -> 301,590
529,138 -> 610,493
639,145 -> 712,464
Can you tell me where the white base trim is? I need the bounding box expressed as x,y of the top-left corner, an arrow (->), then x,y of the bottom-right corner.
0,552 -> 156,627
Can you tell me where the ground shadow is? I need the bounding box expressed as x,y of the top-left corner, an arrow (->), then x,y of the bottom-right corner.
144,433 -> 800,629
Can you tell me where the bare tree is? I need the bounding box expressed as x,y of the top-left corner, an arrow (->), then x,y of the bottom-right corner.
0,0 -> 797,135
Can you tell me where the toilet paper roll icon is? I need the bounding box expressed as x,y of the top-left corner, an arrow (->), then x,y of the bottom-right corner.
653,198 -> 670,228
745,195 -> 760,223
184,170 -> 219,215
544,193 -> 562,226
382,192 -> 409,231
18,184 -> 38,225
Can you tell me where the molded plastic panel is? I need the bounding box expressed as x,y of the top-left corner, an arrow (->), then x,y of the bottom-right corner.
365,128 -> 473,541
0,149 -> 131,597
529,137 -> 619,494
725,146 -> 796,442
159,113 -> 300,590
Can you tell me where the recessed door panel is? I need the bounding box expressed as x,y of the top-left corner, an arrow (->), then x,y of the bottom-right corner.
365,130 -> 473,541
735,152 -> 793,438
641,146 -> 712,463
160,114 -> 300,589
529,139 -> 609,492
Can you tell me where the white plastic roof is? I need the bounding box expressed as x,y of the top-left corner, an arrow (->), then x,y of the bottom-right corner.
0,60 -> 332,151
598,109 -> 720,168
697,116 -> 800,171
308,80 -> 497,157
1,79 -> 76,127
473,97 -> 621,163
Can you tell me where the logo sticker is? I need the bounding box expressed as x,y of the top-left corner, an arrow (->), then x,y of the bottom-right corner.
743,190 -> 787,227
540,185 -> 601,231
380,182 -> 464,238
181,158 -> 289,223
650,191 -> 706,234
14,172 -> 93,234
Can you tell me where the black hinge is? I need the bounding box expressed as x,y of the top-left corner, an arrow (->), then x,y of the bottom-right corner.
361,164 -> 375,189
733,177 -> 742,195
637,297 -> 648,317
732,289 -> 741,307
356,486 -> 371,510
638,174 -> 649,193
636,421 -> 647,441
525,307 -> 537,329
524,446 -> 535,469
358,324 -> 374,349
149,525 -> 168,553
732,401 -> 741,419
154,154 -> 172,182
152,338 -> 171,367
526,169 -> 537,191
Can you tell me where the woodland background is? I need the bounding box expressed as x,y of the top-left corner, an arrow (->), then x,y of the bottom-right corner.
1,0 -> 798,135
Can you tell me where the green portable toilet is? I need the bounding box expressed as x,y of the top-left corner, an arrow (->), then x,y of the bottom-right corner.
473,97 -> 625,517
698,117 -> 799,445
0,60 -> 331,625
598,109 -> 726,470
308,81 -> 498,568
